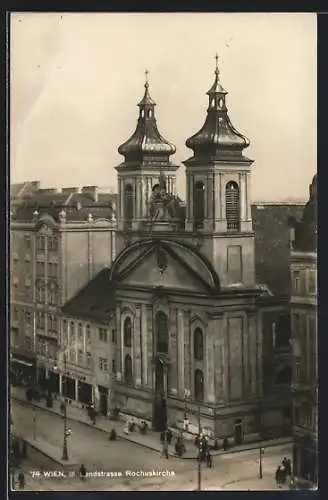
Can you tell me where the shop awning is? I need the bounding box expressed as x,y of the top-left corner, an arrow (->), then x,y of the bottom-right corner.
11,358 -> 33,367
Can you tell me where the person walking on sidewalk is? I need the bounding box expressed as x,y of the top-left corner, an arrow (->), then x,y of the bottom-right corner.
79,464 -> 87,481
162,440 -> 169,459
18,471 -> 25,490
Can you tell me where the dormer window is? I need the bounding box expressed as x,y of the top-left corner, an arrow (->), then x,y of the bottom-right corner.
147,109 -> 152,118
141,110 -> 144,118
219,98 -> 224,108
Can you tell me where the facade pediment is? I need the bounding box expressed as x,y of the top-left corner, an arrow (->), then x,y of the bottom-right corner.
111,239 -> 220,293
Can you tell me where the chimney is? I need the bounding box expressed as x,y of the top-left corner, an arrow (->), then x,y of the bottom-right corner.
38,188 -> 58,194
62,187 -> 79,194
82,186 -> 98,202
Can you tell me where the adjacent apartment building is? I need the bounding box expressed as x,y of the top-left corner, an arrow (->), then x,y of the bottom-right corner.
289,174 -> 317,489
10,183 -> 117,392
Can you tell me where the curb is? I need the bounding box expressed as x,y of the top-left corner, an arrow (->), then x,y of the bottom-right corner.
12,395 -> 291,460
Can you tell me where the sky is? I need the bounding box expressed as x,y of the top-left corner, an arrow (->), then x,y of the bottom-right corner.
10,13 -> 316,201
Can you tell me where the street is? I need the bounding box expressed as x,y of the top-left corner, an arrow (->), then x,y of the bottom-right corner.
12,399 -> 292,491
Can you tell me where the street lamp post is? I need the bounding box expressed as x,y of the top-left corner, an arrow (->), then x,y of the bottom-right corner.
33,407 -> 36,440
259,447 -> 264,479
54,348 -> 69,461
61,351 -> 69,461
197,403 -> 202,491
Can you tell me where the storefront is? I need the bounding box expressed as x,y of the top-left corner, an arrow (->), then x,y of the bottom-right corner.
78,380 -> 92,405
62,375 -> 76,400
98,385 -> 109,416
10,353 -> 37,386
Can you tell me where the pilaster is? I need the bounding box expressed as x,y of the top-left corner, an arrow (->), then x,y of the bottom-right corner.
206,322 -> 215,403
146,305 -> 153,389
248,311 -> 259,397
141,304 -> 148,386
183,310 -> 191,392
134,307 -> 142,386
169,307 -> 178,394
213,314 -> 225,402
177,309 -> 185,396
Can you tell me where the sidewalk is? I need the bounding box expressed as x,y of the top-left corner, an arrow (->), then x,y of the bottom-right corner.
11,386 -> 291,460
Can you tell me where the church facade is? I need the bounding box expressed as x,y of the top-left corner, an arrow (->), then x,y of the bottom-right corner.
109,63 -> 271,442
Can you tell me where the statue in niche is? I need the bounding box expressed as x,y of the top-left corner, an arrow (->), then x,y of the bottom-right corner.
148,172 -> 185,226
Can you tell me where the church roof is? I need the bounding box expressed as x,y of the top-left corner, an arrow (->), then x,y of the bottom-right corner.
185,57 -> 251,164
117,74 -> 176,166
61,268 -> 115,321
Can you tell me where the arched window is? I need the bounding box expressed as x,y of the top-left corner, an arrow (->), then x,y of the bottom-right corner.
194,328 -> 204,361
226,181 -> 240,231
275,366 -> 292,386
194,369 -> 204,401
124,317 -> 132,348
156,311 -> 169,354
124,355 -> 133,385
193,181 -> 205,229
124,184 -> 133,227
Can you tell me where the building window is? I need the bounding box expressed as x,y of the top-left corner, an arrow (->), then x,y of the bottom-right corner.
308,270 -> 316,295
25,310 -> 32,325
112,329 -> 117,344
124,184 -> 133,227
156,311 -> 169,354
227,245 -> 242,283
293,271 -> 301,294
48,283 -> 58,305
194,369 -> 204,402
226,181 -> 240,231
124,317 -> 132,348
86,352 -> 92,369
78,323 -> 83,344
36,312 -> 45,329
294,359 -> 301,382
86,324 -> 91,344
70,321 -> 76,341
193,181 -> 205,229
24,235 -> 31,250
36,236 -> 45,252
69,349 -> 76,363
78,350 -> 84,366
25,336 -> 31,351
48,236 -> 58,252
124,355 -> 133,385
194,328 -> 204,361
99,357 -> 108,372
36,262 -> 45,277
112,359 -> 116,373
48,263 -> 58,278
99,328 -> 108,343
48,314 -> 57,332
36,281 -> 45,303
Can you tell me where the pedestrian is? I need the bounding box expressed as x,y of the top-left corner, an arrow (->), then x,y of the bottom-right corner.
160,431 -> 165,443
206,451 -> 213,468
79,464 -> 87,481
275,466 -> 282,488
162,440 -> 169,459
167,428 -> 173,445
18,471 -> 25,490
285,459 -> 292,476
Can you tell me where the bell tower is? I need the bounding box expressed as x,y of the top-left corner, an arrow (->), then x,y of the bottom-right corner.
116,71 -> 179,252
183,56 -> 255,286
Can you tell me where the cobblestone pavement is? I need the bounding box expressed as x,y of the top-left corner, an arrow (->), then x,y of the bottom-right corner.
12,399 -> 292,491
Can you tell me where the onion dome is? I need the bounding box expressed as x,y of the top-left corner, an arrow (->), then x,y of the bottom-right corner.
185,55 -> 250,163
118,71 -> 176,166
